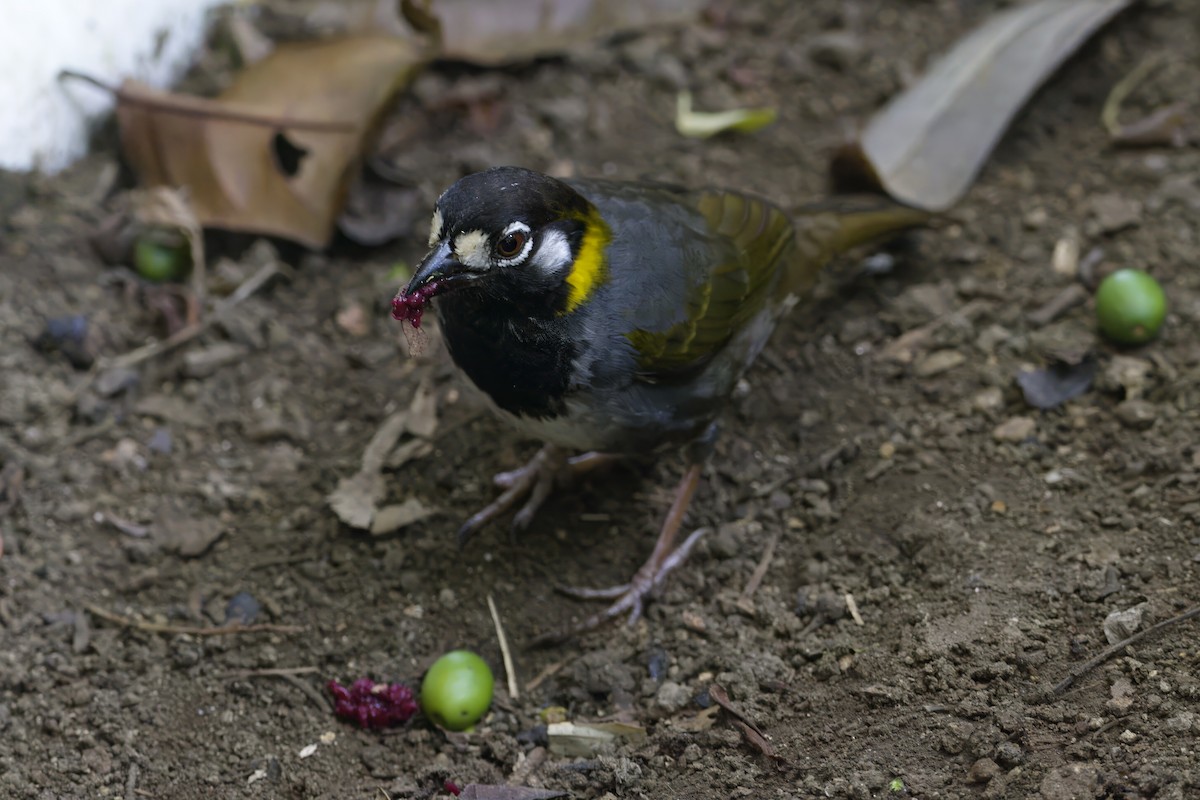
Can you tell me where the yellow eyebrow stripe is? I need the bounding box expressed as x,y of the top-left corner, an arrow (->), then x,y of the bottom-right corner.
562,208 -> 611,313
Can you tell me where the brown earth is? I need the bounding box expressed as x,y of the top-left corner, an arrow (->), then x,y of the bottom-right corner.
2,1 -> 1199,798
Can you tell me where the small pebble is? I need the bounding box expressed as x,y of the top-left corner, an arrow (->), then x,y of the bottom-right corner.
968,757 -> 1000,784
993,416 -> 1036,442
914,349 -> 965,377
1114,399 -> 1157,430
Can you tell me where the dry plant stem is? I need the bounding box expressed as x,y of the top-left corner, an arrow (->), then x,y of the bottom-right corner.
86,604 -> 304,636
1100,54 -> 1164,136
59,70 -> 358,133
221,667 -> 320,678
106,260 -> 289,373
737,530 -> 780,611
1052,604 -> 1200,695
487,593 -> 520,700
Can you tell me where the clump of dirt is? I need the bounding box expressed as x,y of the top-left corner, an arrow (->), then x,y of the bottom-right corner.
2,1 -> 1199,798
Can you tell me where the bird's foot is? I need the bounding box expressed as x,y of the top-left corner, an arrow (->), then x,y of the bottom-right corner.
533,463 -> 705,645
457,446 -> 615,545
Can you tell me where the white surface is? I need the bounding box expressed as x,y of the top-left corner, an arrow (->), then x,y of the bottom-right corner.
0,0 -> 226,173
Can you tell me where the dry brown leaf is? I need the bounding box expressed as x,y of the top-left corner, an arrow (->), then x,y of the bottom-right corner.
117,36 -> 429,248
831,0 -> 1136,210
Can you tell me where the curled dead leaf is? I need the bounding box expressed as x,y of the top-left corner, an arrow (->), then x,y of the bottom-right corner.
108,36 -> 429,248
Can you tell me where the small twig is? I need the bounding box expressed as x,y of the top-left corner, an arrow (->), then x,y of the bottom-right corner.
59,70 -> 358,133
1052,604 -> 1200,695
278,673 -> 333,715
220,666 -> 320,679
86,604 -> 303,636
94,511 -> 151,539
737,530 -> 781,613
844,593 -> 865,626
1100,54 -> 1171,138
524,659 -> 565,693
488,594 -> 520,701
110,260 -> 289,373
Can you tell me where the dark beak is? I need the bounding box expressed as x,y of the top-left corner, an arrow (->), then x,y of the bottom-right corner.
402,241 -> 483,296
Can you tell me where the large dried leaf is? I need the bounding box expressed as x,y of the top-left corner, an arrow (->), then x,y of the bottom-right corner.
833,0 -> 1136,211
413,0 -> 706,65
118,36 -> 428,248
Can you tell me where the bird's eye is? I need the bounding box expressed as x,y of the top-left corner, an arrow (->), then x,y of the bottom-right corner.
495,231 -> 527,260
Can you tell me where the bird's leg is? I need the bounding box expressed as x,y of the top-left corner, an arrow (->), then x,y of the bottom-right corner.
458,446 -> 616,545
537,462 -> 707,644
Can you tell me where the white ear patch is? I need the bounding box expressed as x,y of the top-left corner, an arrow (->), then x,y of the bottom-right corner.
495,221 -> 533,267
530,229 -> 572,275
427,208 -> 444,248
453,230 -> 490,269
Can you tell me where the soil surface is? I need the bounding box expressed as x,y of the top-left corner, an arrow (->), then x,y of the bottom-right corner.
2,2 -> 1200,798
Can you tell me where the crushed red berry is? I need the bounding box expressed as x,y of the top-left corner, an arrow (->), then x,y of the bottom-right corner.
391,281 -> 441,329
328,677 -> 418,730
444,780 -> 462,796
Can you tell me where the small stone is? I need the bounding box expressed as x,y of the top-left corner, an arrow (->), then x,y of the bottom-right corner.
914,349 -> 965,377
1090,192 -> 1142,234
654,680 -> 693,713
878,441 -> 896,459
1166,712 -> 1195,733
993,416 -> 1036,442
1118,729 -> 1138,744
183,342 -> 251,378
1040,763 -> 1101,800
1023,207 -> 1049,229
973,386 -> 1005,413
990,500 -> 1007,514
968,757 -> 1000,784
805,31 -> 864,71
995,741 -> 1024,768
1104,608 -> 1143,645
1099,356 -> 1153,400
1114,399 -> 1157,430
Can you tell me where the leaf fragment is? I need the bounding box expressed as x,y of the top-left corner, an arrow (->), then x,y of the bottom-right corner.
116,36 -> 429,248
546,720 -> 646,757
675,92 -> 777,139
832,0 -> 1136,210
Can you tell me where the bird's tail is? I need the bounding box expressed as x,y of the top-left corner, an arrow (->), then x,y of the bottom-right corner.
780,194 -> 932,298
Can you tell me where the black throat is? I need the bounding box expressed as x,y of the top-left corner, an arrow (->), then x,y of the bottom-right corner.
435,292 -> 577,419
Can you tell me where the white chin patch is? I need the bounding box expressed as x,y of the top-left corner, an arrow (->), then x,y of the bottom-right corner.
427,208 -> 444,247
453,230 -> 491,269
530,229 -> 571,275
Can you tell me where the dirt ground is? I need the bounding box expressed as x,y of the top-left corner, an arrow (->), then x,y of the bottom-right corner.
2,1 -> 1200,798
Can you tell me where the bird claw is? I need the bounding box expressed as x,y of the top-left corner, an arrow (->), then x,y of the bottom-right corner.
458,446 -> 615,545
536,527 -> 708,645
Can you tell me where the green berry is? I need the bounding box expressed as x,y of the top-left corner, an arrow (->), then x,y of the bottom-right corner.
133,235 -> 190,282
1095,269 -> 1166,345
420,650 -> 494,731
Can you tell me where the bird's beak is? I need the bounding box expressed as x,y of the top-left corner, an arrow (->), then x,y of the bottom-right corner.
402,240 -> 483,297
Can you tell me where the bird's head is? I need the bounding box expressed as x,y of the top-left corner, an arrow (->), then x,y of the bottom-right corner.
392,166 -> 610,326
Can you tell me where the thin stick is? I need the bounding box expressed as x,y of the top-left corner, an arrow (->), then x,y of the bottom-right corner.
487,594 -> 519,701
1052,604 -> 1200,695
845,593 -> 865,626
1100,55 -> 1164,136
107,261 -> 289,373
737,530 -> 781,613
220,667 -> 320,679
86,604 -> 303,636
59,70 -> 357,133
524,659 -> 565,693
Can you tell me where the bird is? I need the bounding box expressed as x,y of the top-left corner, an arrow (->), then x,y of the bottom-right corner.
392,165 -> 927,641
